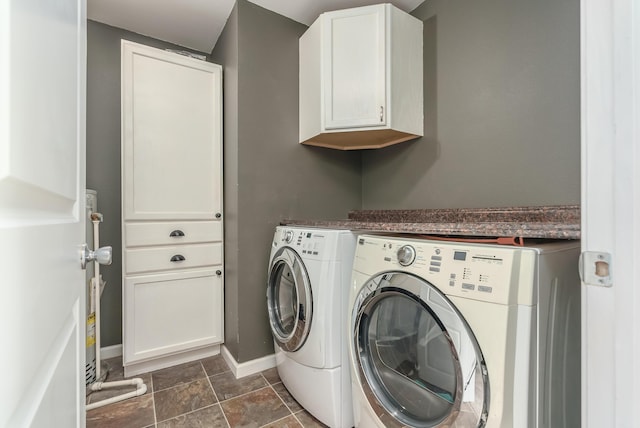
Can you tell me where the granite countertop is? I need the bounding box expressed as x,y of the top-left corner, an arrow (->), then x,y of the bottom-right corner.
282,205 -> 580,240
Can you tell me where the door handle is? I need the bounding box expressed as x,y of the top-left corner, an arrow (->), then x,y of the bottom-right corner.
81,244 -> 112,269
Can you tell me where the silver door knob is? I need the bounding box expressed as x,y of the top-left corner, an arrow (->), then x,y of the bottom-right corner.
81,244 -> 113,269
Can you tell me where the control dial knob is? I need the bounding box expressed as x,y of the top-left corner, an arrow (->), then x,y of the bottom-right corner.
284,230 -> 294,243
397,245 -> 416,266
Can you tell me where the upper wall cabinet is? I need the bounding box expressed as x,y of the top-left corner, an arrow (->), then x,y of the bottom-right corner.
299,4 -> 423,150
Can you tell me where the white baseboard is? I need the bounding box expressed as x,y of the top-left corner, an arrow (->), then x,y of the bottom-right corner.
103,343 -> 276,379
221,345 -> 276,379
124,345 -> 220,378
100,344 -> 123,359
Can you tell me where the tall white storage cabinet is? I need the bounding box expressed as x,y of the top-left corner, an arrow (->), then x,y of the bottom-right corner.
121,41 -> 224,376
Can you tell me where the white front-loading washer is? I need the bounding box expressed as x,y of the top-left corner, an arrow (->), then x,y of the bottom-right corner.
267,226 -> 356,427
348,235 -> 580,428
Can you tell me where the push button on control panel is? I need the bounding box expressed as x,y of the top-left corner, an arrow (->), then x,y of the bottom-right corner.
428,251 -> 443,272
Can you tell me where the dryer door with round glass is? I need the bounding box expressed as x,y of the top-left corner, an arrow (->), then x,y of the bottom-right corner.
353,272 -> 489,428
267,247 -> 313,352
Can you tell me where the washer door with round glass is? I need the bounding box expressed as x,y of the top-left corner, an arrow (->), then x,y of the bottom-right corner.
267,247 -> 313,352
353,272 -> 489,428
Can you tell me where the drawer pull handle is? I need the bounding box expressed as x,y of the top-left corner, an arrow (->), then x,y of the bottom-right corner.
169,230 -> 185,237
216,270 -> 222,276
170,254 -> 186,262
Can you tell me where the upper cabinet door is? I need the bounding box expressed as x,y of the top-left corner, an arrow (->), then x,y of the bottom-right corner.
323,5 -> 386,130
122,41 -> 222,220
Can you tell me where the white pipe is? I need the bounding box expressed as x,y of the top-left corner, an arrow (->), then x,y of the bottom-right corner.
90,379 -> 145,391
93,218 -> 102,381
86,379 -> 147,410
87,213 -> 147,411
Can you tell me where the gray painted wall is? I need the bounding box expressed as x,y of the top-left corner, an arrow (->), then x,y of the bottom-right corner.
209,4 -> 241,360
361,0 -> 580,209
86,21 -> 209,346
211,0 -> 361,363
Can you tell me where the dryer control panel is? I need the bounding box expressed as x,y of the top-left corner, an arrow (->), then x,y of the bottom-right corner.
354,235 -> 537,305
274,226 -> 349,262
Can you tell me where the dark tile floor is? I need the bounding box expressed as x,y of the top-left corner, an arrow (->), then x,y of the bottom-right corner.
86,355 -> 328,428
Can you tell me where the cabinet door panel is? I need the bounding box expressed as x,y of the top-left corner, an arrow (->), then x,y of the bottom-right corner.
122,42 -> 222,220
323,5 -> 386,130
123,270 -> 223,364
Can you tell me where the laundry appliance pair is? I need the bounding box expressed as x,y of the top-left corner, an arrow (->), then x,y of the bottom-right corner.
267,226 -> 580,428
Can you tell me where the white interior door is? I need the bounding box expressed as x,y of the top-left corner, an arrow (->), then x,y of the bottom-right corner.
581,0 -> 640,426
0,0 -> 86,426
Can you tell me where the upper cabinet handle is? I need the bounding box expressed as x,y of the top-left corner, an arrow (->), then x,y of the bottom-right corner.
170,254 -> 186,262
169,230 -> 185,237
379,106 -> 384,122
215,213 -> 222,219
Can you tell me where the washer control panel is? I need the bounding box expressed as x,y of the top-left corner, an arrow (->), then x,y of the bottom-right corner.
354,235 -> 531,305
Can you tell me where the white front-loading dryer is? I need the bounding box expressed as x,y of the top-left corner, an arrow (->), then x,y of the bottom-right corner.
348,235 -> 581,428
267,226 -> 356,427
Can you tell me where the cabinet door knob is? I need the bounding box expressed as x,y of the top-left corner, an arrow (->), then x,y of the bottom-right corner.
215,213 -> 222,219
170,254 -> 186,262
169,230 -> 185,237
216,270 -> 222,276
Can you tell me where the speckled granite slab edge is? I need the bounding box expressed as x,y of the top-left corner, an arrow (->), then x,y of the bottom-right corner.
281,220 -> 580,239
347,204 -> 580,223
282,205 -> 581,240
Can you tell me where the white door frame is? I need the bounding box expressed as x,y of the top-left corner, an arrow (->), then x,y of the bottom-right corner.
581,0 -> 640,425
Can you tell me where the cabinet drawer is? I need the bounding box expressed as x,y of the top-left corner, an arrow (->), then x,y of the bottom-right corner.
125,243 -> 222,275
125,221 -> 222,247
123,269 -> 223,364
